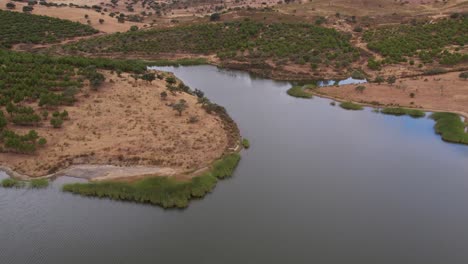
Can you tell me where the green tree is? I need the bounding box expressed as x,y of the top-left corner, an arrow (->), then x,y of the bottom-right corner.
6,2 -> 16,9
355,85 -> 366,93
142,72 -> 156,84
38,137 -> 47,146
172,99 -> 187,116
50,117 -> 63,128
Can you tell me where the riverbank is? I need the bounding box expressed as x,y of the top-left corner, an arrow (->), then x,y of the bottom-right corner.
0,70 -> 241,180
62,153 -> 241,208
312,71 -> 468,121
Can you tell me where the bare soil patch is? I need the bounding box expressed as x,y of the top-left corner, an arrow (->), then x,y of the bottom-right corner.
0,72 -> 235,178
316,72 -> 468,118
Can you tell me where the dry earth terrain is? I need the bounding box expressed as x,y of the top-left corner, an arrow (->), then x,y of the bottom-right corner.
0,71 -> 235,178
316,72 -> 468,118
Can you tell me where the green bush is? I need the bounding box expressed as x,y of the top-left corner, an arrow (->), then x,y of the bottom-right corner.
1,178 -> 22,188
30,178 -> 49,188
242,138 -> 250,149
339,102 -> 363,110
287,86 -> 313,99
430,112 -> 468,145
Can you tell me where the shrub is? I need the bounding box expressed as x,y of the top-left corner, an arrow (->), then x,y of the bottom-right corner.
367,58 -> 381,71
38,137 -> 47,146
50,117 -> 63,128
339,102 -> 363,110
286,86 -> 313,99
2,178 -> 20,188
30,178 -> 49,188
351,70 -> 366,80
172,99 -> 188,116
355,85 -> 366,93
22,6 -> 33,12
242,138 -> 250,149
6,2 -> 15,9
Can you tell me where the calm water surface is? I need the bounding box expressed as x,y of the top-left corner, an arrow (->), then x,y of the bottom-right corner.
1,65 -> 468,264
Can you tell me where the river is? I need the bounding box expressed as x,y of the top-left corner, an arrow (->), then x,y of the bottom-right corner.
1,65 -> 468,264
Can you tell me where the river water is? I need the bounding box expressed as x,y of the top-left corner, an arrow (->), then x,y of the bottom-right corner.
1,65 -> 468,264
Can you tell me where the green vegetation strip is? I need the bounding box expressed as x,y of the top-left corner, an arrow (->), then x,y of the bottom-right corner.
0,9 -> 98,48
339,102 -> 363,111
287,86 -> 313,99
62,153 -> 241,208
1,178 -> 49,188
30,179 -> 49,189
430,112 -> 468,145
380,108 -> 425,118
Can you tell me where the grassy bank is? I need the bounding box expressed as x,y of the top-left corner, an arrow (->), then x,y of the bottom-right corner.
339,102 -> 363,110
287,86 -> 313,99
380,108 -> 425,118
62,153 -> 241,208
430,112 -> 468,145
1,178 -> 22,188
30,179 -> 49,188
1,178 -> 48,188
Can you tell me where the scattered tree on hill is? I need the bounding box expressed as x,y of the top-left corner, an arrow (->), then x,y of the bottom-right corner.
172,99 -> 187,116
142,72 -> 156,84
38,137 -> 47,146
374,75 -> 384,84
197,97 -> 210,106
355,85 -> 366,93
50,117 -> 63,128
166,76 -> 176,84
6,2 -> 16,9
193,89 -> 204,98
22,6 -> 33,12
